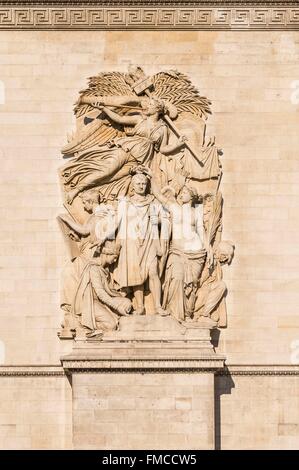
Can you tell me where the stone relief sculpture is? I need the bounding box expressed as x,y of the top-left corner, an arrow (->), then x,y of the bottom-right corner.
57,66 -> 234,339
113,170 -> 169,317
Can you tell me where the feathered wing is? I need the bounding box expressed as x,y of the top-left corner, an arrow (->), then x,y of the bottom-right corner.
62,118 -> 124,155
62,72 -> 135,156
152,70 -> 212,119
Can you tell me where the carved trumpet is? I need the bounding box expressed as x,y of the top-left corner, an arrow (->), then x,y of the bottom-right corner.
79,95 -> 142,111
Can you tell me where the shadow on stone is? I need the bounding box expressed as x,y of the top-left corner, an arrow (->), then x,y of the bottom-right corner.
214,366 -> 235,450
211,328 -> 221,348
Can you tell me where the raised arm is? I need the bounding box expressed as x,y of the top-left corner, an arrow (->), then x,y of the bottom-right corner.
142,168 -> 173,208
159,126 -> 187,156
101,106 -> 141,126
80,95 -> 141,108
91,207 -> 121,252
79,94 -> 142,126
147,171 -> 169,207
57,214 -> 91,237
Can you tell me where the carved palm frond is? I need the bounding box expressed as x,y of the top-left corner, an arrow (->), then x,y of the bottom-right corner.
74,72 -> 135,118
152,70 -> 212,119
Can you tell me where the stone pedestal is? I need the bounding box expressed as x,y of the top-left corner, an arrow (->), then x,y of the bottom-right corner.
61,317 -> 225,450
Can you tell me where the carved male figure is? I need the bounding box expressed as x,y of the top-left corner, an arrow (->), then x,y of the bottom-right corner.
114,170 -> 168,316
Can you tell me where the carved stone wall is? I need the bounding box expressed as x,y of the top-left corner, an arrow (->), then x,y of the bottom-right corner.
1,29 -> 298,363
0,24 -> 299,448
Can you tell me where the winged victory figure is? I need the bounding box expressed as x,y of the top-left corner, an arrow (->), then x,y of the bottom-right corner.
59,66 -> 218,206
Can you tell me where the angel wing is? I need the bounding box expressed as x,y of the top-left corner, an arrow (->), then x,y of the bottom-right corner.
61,118 -> 123,156
152,70 -> 211,119
62,72 -> 135,156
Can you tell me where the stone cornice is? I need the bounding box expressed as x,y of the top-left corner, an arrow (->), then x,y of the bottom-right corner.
220,364 -> 299,376
61,358 -> 227,373
0,2 -> 298,30
1,364 -> 299,376
0,2 -> 298,5
0,2 -> 298,6
0,365 -> 65,376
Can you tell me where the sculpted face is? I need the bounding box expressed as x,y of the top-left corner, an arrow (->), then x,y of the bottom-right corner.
128,65 -> 144,80
218,253 -> 229,264
82,197 -> 94,213
143,99 -> 163,117
178,186 -> 193,204
132,175 -> 148,195
215,241 -> 235,265
103,254 -> 118,266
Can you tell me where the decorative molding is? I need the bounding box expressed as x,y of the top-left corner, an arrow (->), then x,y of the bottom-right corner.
219,365 -> 299,376
0,365 -> 65,377
0,2 -> 298,6
0,4 -> 298,30
1,364 -> 299,376
61,358 -> 226,373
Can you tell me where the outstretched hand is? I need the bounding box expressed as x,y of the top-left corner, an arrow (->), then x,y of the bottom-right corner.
68,230 -> 80,242
179,135 -> 188,144
141,166 -> 153,178
88,95 -> 105,108
92,102 -> 104,109
131,165 -> 152,180
117,298 -> 132,316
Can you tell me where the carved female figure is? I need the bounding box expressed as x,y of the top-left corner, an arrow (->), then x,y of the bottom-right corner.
57,189 -> 119,337
149,173 -> 207,321
61,96 -> 186,204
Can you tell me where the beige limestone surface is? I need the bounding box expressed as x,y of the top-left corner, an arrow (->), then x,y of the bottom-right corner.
72,372 -> 215,450
0,374 -> 72,449
216,374 -> 299,450
0,30 -> 299,450
1,31 -> 299,364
